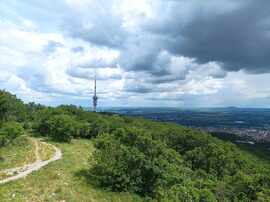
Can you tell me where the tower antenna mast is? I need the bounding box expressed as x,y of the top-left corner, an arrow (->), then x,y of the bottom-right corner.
93,73 -> 98,112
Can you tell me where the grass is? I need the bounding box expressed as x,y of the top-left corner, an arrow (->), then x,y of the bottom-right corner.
38,141 -> 55,161
0,138 -> 144,202
0,136 -> 36,171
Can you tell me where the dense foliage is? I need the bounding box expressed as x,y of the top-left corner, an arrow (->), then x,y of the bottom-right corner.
0,121 -> 24,147
0,91 -> 27,123
0,91 -> 26,147
91,123 -> 270,201
1,90 -> 270,201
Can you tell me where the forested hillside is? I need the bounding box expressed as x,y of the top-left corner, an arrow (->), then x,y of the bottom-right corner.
0,90 -> 270,201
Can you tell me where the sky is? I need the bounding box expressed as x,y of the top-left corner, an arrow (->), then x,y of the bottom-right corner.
0,0 -> 270,108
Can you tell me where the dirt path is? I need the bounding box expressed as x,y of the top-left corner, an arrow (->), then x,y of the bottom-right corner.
0,139 -> 62,185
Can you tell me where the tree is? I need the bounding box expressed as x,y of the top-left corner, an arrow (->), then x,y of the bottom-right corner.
89,117 -> 110,137
74,121 -> 92,138
91,127 -> 189,197
0,90 -> 27,123
0,91 -> 10,123
46,114 -> 76,142
0,121 -> 24,146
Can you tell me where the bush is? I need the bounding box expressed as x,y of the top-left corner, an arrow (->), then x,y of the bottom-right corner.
0,90 -> 27,123
73,121 -> 92,138
91,127 -> 190,197
89,118 -> 110,137
158,184 -> 200,202
46,114 -> 76,142
184,143 -> 244,177
90,121 -> 270,201
34,109 -> 102,141
0,121 -> 24,146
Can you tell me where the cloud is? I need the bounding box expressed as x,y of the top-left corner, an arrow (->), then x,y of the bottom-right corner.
67,66 -> 123,80
65,0 -> 127,48
145,0 -> 270,73
43,40 -> 64,54
71,46 -> 84,53
63,0 -> 249,79
1,0 -> 270,107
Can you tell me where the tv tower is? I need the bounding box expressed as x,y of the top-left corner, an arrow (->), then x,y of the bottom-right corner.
92,75 -> 98,112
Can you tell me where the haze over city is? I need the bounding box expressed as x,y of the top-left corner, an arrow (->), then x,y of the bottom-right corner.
1,0 -> 270,108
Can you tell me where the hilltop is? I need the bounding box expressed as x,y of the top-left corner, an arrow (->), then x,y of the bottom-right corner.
0,90 -> 270,201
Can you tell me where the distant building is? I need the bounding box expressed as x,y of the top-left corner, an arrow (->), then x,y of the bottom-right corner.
93,76 -> 98,112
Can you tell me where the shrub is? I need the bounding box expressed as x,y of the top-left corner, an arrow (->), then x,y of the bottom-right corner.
0,121 -> 24,146
90,122 -> 270,201
89,118 -> 110,137
46,114 -> 76,142
91,127 -> 190,197
73,121 -> 92,138
184,143 -> 244,178
158,184 -> 201,202
0,90 -> 27,123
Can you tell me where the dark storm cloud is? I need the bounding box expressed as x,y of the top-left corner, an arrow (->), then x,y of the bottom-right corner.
118,35 -> 176,77
120,49 -> 171,76
147,0 -> 270,73
66,0 -> 270,77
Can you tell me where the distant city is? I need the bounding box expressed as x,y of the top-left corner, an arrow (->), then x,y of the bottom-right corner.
104,107 -> 270,143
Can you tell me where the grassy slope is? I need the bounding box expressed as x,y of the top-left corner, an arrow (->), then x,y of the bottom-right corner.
0,139 -> 143,202
0,136 -> 36,171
